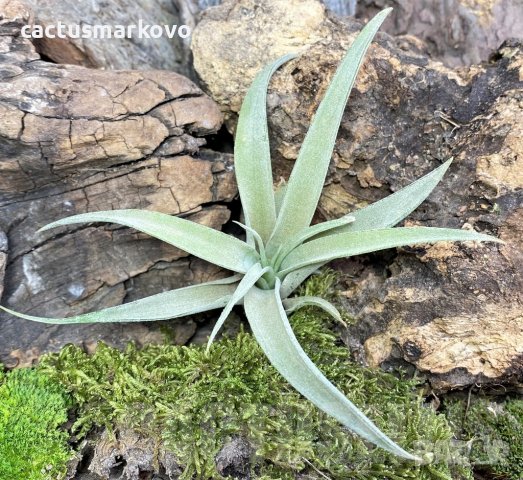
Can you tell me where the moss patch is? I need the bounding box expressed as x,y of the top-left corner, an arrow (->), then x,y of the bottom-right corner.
445,395 -> 523,479
0,367 -> 72,480
38,273 -> 474,479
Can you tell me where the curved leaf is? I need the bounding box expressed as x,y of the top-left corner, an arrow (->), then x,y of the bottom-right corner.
0,276 -> 241,324
282,296 -> 342,323
268,8 -> 392,252
279,264 -> 322,299
321,160 -> 454,237
281,227 -> 501,275
244,281 -> 420,460
274,216 -> 354,270
206,263 -> 270,352
279,160 -> 454,297
235,54 -> 297,243
40,210 -> 258,274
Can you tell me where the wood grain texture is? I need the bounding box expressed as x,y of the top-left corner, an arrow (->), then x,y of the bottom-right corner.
0,1 -> 237,366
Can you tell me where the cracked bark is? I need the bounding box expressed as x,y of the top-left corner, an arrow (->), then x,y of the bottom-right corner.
0,1 -> 237,367
192,0 -> 523,391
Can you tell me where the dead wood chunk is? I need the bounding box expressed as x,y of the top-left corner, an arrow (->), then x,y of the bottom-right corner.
192,0 -> 523,390
86,428 -> 183,480
192,0 -> 328,116
20,0 -> 191,74
0,6 -> 236,365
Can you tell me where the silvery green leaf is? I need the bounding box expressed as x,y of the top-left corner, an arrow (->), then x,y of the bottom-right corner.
282,296 -> 342,323
274,216 -> 355,270
40,210 -> 258,274
234,221 -> 269,266
279,160 -> 455,297
235,54 -> 296,243
322,159 -> 454,237
268,8 -> 392,252
281,227 -> 501,274
274,182 -> 287,216
301,215 -> 355,240
279,264 -> 322,299
206,263 -> 270,352
0,276 -> 241,324
244,280 -> 420,460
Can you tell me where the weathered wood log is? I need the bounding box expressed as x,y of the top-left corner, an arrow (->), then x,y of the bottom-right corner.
191,0 -> 523,391
0,1 -> 237,367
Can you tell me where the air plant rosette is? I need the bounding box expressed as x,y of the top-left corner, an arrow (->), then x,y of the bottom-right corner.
1,8 -> 500,462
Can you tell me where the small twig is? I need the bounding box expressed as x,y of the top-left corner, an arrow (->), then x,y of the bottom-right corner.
463,384 -> 474,430
434,110 -> 462,135
301,457 -> 332,480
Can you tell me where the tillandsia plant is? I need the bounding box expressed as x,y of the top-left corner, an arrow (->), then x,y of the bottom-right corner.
1,8 -> 500,461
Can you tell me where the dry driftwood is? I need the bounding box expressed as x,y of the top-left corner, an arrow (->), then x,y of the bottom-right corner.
0,0 -> 237,367
192,0 -> 523,391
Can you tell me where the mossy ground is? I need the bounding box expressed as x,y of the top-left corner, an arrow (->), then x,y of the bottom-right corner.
38,273 -> 472,479
2,273 -> 521,479
0,367 -> 72,480
445,395 -> 523,480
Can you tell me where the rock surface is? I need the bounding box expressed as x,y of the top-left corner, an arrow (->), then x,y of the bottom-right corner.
192,0 -> 523,390
357,0 -> 523,67
0,1 -> 237,367
21,0 -> 192,75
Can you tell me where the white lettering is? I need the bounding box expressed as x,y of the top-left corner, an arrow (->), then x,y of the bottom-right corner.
21,25 -> 32,38
93,24 -> 112,39
81,24 -> 93,38
68,24 -> 80,39
20,21 -> 192,40
164,24 -> 178,39
44,24 -> 56,39
178,25 -> 191,39
138,19 -> 150,39
113,25 -> 126,39
32,25 -> 44,39
150,25 -> 162,38
56,21 -> 67,39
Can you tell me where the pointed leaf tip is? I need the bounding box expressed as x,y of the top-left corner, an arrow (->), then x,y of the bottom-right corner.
268,8 -> 392,251
206,263 -> 269,353
245,280 -> 420,460
235,53 -> 297,243
281,226 -> 501,274
0,276 -> 240,325
316,159 -> 455,238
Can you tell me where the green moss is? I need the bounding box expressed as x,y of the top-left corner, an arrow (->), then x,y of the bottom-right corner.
445,395 -> 523,479
0,366 -> 72,480
39,273 -> 473,479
